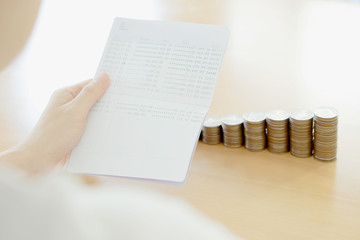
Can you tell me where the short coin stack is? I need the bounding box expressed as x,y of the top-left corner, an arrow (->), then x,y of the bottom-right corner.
266,110 -> 290,153
313,107 -> 338,161
289,109 -> 314,158
221,115 -> 244,148
201,116 -> 222,145
243,111 -> 267,151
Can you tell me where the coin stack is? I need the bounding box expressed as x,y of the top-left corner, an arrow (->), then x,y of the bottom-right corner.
243,111 -> 267,151
266,110 -> 290,153
289,109 -> 314,158
202,116 -> 222,145
313,107 -> 338,161
221,115 -> 244,148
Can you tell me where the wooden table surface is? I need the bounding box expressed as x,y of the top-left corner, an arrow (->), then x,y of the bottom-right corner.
1,0 -> 360,239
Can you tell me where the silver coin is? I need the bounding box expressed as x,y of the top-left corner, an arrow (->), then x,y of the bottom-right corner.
243,111 -> 266,123
203,116 -> 222,127
221,114 -> 244,125
290,109 -> 314,121
313,107 -> 338,119
266,109 -> 290,121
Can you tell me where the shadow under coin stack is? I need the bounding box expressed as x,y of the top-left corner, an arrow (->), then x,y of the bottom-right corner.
289,109 -> 314,158
243,111 -> 266,151
266,110 -> 290,153
313,107 -> 338,161
221,115 -> 244,148
202,116 -> 222,145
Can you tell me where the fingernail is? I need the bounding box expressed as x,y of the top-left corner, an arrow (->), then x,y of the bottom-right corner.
95,72 -> 109,85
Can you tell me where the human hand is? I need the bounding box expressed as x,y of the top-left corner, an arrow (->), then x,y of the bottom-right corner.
0,73 -> 110,173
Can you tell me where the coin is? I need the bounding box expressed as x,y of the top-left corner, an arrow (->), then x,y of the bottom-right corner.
221,114 -> 244,148
266,109 -> 290,121
313,107 -> 338,161
266,110 -> 289,153
243,111 -> 266,123
289,109 -> 313,158
202,116 -> 222,145
290,109 -> 314,121
243,111 -> 266,151
313,107 -> 338,120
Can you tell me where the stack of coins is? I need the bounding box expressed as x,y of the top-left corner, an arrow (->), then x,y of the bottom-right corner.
202,116 -> 222,145
221,114 -> 244,148
243,111 -> 267,151
266,110 -> 290,153
313,107 -> 338,161
289,109 -> 314,158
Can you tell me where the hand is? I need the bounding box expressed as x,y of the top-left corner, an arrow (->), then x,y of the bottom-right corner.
0,73 -> 110,173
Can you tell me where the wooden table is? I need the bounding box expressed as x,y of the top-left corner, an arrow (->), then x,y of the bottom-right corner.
1,0 -> 360,239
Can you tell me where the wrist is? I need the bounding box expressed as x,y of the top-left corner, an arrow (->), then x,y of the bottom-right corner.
0,144 -> 42,174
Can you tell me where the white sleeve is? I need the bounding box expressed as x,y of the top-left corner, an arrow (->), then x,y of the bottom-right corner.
0,164 -> 241,240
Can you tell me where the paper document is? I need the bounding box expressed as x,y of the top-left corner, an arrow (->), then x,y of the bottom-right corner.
66,18 -> 229,184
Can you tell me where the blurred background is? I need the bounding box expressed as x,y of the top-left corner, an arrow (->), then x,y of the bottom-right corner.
1,0 -> 359,152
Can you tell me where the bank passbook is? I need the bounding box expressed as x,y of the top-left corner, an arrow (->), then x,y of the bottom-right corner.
66,17 -> 229,185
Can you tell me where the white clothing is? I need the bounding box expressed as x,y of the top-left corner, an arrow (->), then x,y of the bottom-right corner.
0,164 -> 241,240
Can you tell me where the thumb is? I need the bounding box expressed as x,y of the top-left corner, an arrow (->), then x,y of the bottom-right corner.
72,72 -> 110,113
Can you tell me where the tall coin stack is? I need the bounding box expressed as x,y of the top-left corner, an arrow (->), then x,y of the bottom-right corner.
289,109 -> 314,158
243,111 -> 267,151
202,116 -> 222,145
266,110 -> 290,153
221,115 -> 244,148
313,107 -> 338,161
